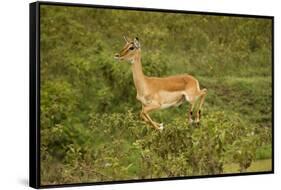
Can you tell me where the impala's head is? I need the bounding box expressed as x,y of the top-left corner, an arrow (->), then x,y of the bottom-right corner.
114,36 -> 141,63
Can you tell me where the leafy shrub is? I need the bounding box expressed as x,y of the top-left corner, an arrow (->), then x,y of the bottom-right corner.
41,111 -> 271,184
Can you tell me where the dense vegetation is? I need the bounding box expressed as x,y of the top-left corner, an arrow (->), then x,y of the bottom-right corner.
40,5 -> 272,185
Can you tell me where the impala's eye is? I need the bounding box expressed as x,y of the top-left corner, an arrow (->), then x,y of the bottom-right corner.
129,47 -> 135,50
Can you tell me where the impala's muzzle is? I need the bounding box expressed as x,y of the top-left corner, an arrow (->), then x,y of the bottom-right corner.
114,53 -> 125,61
114,53 -> 120,60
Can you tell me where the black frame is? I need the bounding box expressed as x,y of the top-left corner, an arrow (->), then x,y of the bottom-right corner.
29,1 -> 274,189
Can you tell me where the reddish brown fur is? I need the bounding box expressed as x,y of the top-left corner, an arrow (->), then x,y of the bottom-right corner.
145,75 -> 198,93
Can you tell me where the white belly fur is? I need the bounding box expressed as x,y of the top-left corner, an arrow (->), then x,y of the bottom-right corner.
159,90 -> 187,109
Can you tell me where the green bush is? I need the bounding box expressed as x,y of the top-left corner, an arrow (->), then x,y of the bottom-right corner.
41,111 -> 271,184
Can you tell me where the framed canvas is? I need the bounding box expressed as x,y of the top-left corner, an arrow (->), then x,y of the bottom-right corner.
29,1 -> 274,188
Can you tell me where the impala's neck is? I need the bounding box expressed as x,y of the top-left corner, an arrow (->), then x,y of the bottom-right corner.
131,50 -> 146,95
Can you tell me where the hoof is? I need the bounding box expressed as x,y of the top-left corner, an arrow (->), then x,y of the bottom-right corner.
159,123 -> 164,131
194,119 -> 200,124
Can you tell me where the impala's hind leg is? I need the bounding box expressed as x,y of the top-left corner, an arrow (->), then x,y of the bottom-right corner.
184,93 -> 195,124
188,103 -> 195,124
195,88 -> 207,123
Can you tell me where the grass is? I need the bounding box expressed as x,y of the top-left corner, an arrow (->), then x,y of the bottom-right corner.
224,159 -> 272,173
256,144 -> 272,160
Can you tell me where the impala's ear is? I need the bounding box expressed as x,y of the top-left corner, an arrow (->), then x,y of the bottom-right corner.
134,37 -> 140,48
123,36 -> 129,43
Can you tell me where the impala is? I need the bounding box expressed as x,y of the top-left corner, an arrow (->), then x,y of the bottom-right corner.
114,36 -> 207,130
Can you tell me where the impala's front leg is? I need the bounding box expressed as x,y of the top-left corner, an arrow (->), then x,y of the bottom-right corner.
140,105 -> 149,122
142,103 -> 163,130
